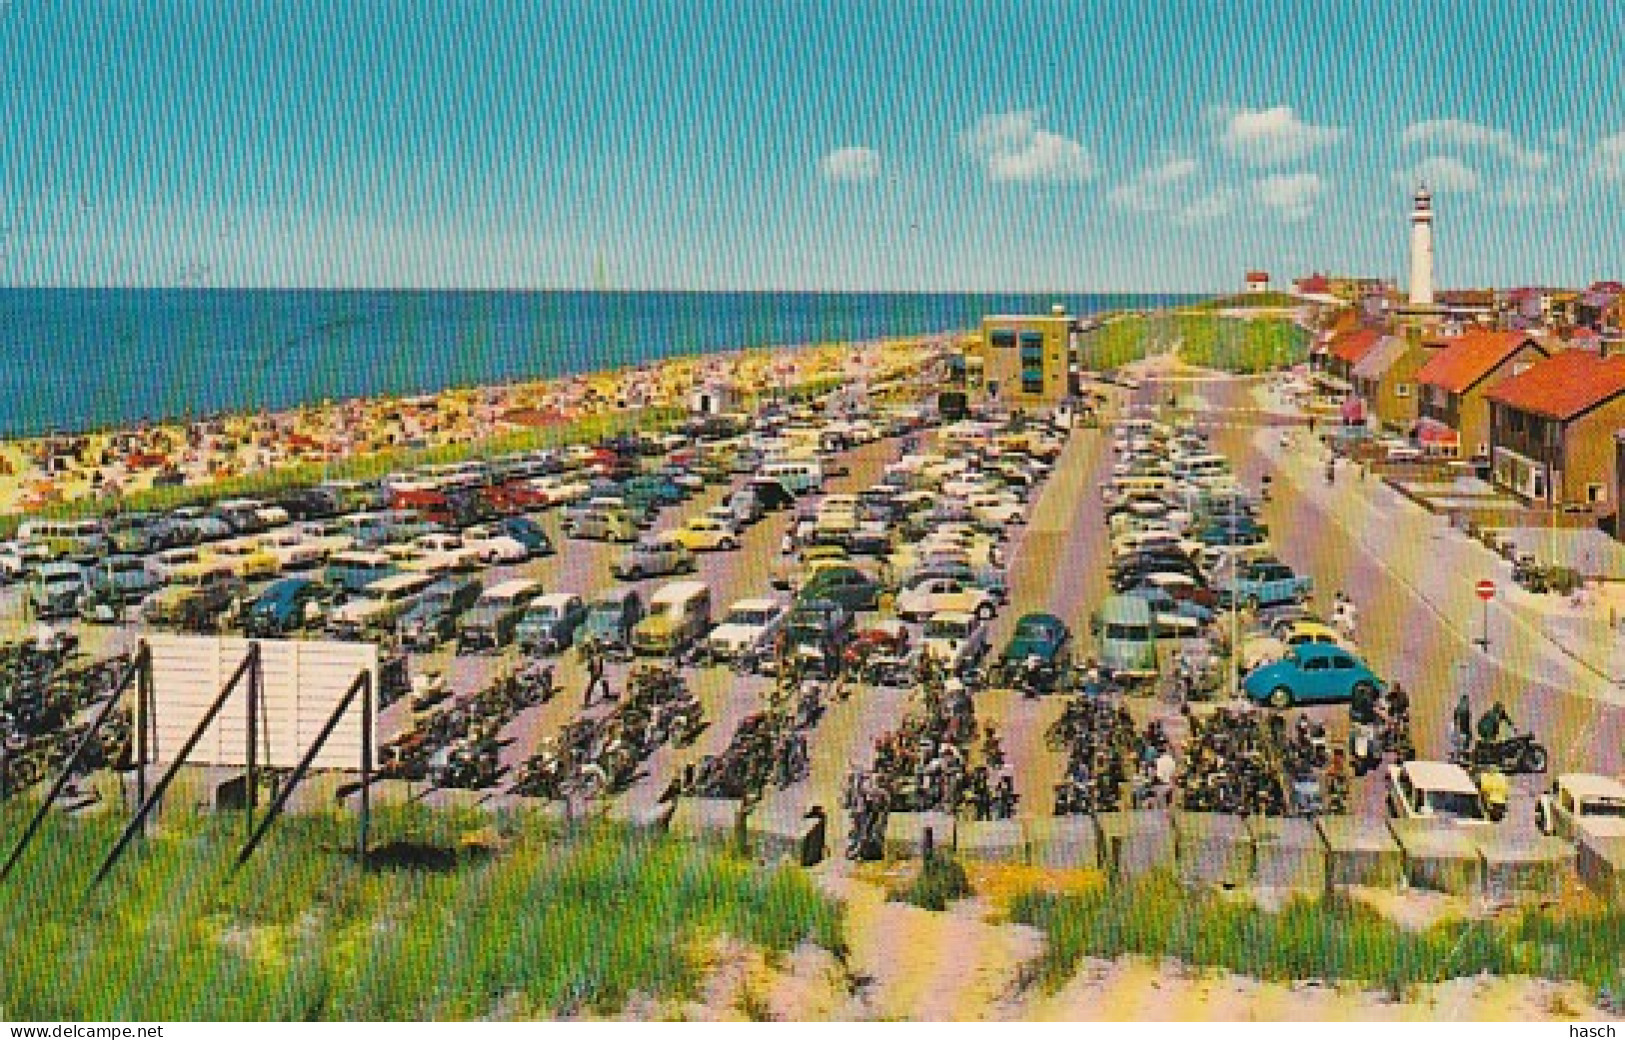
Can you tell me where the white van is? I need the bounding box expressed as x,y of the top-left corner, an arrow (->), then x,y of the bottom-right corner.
760,460 -> 824,495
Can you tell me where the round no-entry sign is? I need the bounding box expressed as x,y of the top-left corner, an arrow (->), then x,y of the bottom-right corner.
1476,580 -> 1496,601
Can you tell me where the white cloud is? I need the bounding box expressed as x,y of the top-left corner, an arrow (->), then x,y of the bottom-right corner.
1400,119 -> 1550,169
1594,132 -> 1625,181
1490,178 -> 1568,208
1216,105 -> 1347,165
1396,155 -> 1482,194
1253,173 -> 1324,221
961,111 -> 1096,183
820,146 -> 881,182
1098,156 -> 1215,214
1174,190 -> 1236,224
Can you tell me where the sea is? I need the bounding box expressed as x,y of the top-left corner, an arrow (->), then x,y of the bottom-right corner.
0,289 -> 1200,439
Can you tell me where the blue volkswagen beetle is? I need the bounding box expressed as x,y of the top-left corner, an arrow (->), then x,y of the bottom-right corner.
1242,642 -> 1383,708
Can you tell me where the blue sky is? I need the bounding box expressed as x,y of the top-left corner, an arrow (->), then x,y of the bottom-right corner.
2,0 -> 1623,291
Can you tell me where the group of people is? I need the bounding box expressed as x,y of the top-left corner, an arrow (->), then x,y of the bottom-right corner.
1049,695 -> 1147,815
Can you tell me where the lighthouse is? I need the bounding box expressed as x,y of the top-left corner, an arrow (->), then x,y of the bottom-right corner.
1408,184 -> 1435,307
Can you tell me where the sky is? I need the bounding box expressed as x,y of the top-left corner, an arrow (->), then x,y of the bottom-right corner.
2,0 -> 1623,292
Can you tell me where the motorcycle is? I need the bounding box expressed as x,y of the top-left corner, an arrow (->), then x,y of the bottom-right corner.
1465,732 -> 1549,774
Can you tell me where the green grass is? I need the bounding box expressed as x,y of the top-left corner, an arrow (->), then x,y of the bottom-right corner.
1186,291 -> 1304,311
0,803 -> 843,1020
1009,872 -> 1625,999
1074,316 -> 1157,371
890,852 -> 974,912
1170,314 -> 1310,373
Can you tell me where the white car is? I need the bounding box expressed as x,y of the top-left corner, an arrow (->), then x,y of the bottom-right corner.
969,493 -> 1024,527
706,598 -> 788,661
1536,773 -> 1625,842
256,529 -> 327,571
896,578 -> 997,622
919,611 -> 990,674
461,526 -> 532,564
700,505 -> 745,535
0,540 -> 50,581
413,534 -> 485,571
531,476 -> 591,507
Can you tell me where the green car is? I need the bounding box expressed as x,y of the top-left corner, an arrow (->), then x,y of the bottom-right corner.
797,565 -> 883,613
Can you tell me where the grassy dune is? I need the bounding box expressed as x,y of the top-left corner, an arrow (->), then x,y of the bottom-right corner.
1171,314 -> 1310,373
1011,872 -> 1624,999
0,804 -> 842,1020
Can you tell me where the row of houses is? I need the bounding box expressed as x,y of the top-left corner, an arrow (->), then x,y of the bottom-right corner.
1321,324 -> 1625,523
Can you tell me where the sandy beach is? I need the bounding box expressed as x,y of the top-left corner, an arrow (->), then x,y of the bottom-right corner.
0,335 -> 947,520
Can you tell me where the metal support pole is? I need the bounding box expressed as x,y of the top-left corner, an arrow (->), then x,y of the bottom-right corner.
359,670 -> 373,870
136,641 -> 152,819
245,643 -> 259,844
89,643 -> 259,893
1,645 -> 149,885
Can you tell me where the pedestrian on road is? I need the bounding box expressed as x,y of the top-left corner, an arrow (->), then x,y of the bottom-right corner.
1453,693 -> 1473,756
583,640 -> 609,708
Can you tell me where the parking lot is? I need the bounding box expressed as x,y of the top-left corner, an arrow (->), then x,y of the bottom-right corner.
2,374 -> 1617,896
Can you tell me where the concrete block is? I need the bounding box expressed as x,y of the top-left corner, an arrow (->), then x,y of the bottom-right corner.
883,811 -> 957,860
1317,816 -> 1403,889
1174,811 -> 1253,886
1026,815 -> 1103,870
955,819 -> 1028,864
1474,835 -> 1575,899
1095,809 -> 1176,880
1248,815 -> 1325,890
1388,820 -> 1482,895
1575,832 -> 1625,902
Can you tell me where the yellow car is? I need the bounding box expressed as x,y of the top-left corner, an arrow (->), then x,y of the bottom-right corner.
664,517 -> 740,552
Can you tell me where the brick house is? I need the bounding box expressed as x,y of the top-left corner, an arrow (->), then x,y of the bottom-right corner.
1485,350 -> 1625,511
1414,331 -> 1550,460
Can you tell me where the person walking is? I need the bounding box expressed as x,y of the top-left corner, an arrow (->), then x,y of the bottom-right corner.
582,639 -> 610,708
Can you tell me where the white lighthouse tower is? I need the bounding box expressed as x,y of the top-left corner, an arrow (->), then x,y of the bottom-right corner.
1408,184 -> 1435,307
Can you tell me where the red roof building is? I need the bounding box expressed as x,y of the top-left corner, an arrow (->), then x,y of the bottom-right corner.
1485,350 -> 1625,509
1414,331 -> 1550,459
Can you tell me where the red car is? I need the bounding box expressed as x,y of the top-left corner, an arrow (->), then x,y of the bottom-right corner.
843,621 -> 911,672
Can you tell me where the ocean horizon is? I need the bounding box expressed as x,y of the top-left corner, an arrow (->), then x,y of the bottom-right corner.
0,289 -> 1202,439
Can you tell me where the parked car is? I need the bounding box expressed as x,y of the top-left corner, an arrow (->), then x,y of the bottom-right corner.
998,612 -> 1073,686
86,554 -> 161,605
396,576 -> 485,651
327,572 -> 437,641
457,579 -> 544,653
612,536 -> 697,580
1386,760 -> 1490,824
142,563 -> 247,629
706,597 -> 789,662
1242,643 -> 1383,708
665,517 -> 740,552
1536,773 -> 1625,841
1215,559 -> 1314,610
576,588 -> 645,655
243,577 -> 334,637
896,577 -> 997,622
515,593 -> 589,654
796,564 -> 883,613
28,561 -> 87,621
777,597 -> 853,677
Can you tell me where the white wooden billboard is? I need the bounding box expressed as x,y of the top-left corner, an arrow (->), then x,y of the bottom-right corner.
142,635 -> 378,770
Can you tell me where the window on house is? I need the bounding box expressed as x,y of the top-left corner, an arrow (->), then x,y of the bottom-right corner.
1022,371 -> 1045,395
1589,483 -> 1607,504
1395,383 -> 1411,398
990,330 -> 1017,350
